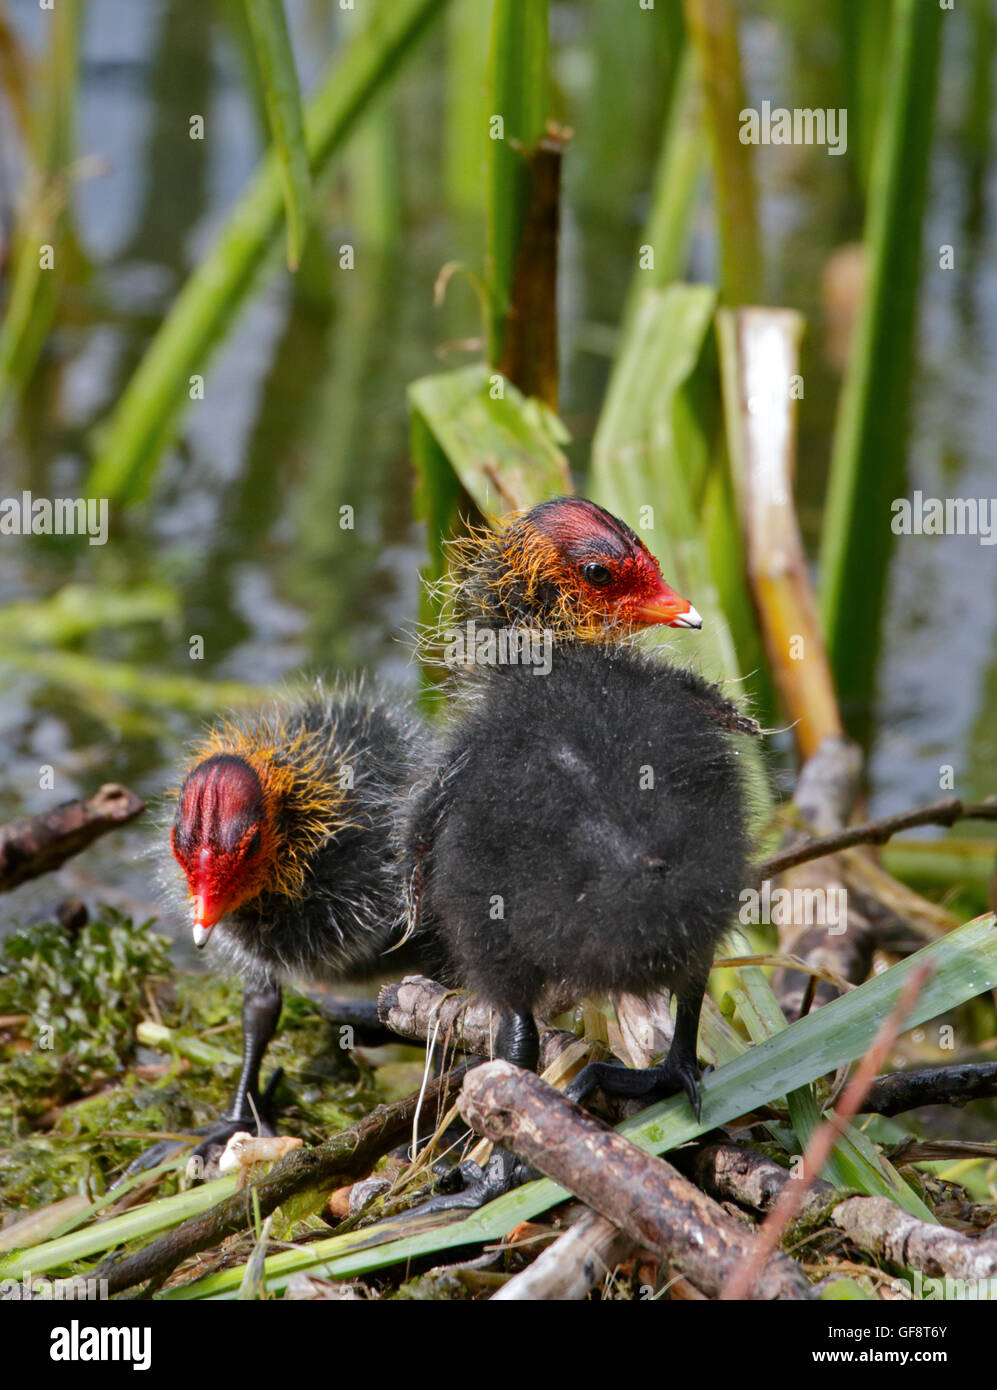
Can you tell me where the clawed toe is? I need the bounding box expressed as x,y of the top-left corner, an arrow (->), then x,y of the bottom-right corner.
404,1149 -> 531,1216
564,1057 -> 702,1119
115,1096 -> 280,1187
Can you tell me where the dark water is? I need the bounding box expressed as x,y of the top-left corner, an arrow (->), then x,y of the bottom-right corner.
0,0 -> 994,941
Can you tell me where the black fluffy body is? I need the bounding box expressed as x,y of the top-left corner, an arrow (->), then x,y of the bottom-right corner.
410,643 -> 750,1035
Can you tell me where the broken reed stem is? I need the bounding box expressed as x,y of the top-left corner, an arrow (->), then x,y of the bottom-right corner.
492,1205 -> 635,1301
95,1064 -> 468,1297
753,796 -> 997,884
720,960 -> 933,1300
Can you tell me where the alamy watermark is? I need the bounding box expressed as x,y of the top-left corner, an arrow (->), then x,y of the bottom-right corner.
0,491 -> 109,546
891,491 -> 996,545
443,620 -> 553,676
739,101 -> 847,156
739,881 -> 847,933
0,1272 -> 108,1300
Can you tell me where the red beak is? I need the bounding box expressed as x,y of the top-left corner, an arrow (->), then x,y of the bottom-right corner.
634,580 -> 703,629
189,852 -> 230,948
191,891 -> 226,948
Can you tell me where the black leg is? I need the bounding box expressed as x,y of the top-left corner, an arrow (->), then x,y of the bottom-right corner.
225,981 -> 283,1124
404,1010 -> 540,1215
564,984 -> 706,1120
496,1011 -> 539,1071
116,980 -> 284,1184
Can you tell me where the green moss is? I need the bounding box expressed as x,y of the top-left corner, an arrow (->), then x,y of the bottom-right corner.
0,910 -> 405,1217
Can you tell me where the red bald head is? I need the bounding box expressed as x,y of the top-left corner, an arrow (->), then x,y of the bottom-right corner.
502,497 -> 702,633
171,753 -> 275,947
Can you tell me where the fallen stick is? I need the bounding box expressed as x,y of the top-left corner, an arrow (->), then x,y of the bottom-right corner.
754,795 -> 997,884
863,1061 -> 997,1117
492,1207 -> 635,1301
687,1137 -> 997,1287
681,1138 -> 836,1226
0,784 -> 145,891
459,1061 -> 813,1300
832,1197 -> 997,1282
95,1063 -> 468,1297
378,974 -> 576,1066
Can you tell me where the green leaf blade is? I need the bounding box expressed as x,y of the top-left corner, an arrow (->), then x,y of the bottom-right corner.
243,0 -> 311,270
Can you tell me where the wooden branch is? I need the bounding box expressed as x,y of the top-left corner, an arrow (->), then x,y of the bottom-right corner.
378,975 -> 499,1056
0,784 -> 145,892
459,1060 -> 813,1300
832,1196 -> 997,1282
687,1136 -> 997,1288
377,974 -> 576,1067
96,1064 -> 468,1296
492,1206 -> 635,1301
863,1062 -> 997,1117
754,796 -> 997,884
681,1138 -> 835,1226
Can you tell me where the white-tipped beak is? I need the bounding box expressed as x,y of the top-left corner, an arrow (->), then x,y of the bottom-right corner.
671,604 -> 703,630
192,921 -> 211,948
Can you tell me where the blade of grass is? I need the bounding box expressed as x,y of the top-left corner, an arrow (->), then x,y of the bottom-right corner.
163,911 -> 996,1298
732,961 -> 932,1216
0,1176 -> 238,1280
409,362 -> 572,521
681,0 -> 760,302
836,0 -> 892,198
621,43 -> 706,329
0,646 -> 264,715
589,286 -> 733,677
0,583 -> 176,645
86,0 -> 450,504
587,282 -> 772,812
243,0 -> 311,270
818,0 -> 943,731
0,0 -> 83,414
445,0 -> 491,238
409,362 -> 572,696
717,306 -> 843,759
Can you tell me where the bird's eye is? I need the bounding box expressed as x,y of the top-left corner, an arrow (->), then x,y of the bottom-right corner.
246,828 -> 262,857
581,561 -> 613,588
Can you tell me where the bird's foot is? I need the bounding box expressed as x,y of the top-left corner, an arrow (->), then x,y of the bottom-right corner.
115,1072 -> 283,1185
565,1055 -> 702,1120
406,1147 -> 535,1215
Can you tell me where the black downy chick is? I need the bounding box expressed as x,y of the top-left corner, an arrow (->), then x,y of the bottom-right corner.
412,643 -> 750,1114
406,497 -> 755,1208
131,681 -> 434,1175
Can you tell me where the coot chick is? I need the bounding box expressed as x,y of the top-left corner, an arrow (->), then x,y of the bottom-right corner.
407,642 -> 752,1205
134,681 -> 432,1172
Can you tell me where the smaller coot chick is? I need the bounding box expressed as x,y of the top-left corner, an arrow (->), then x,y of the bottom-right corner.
131,680 -> 433,1174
